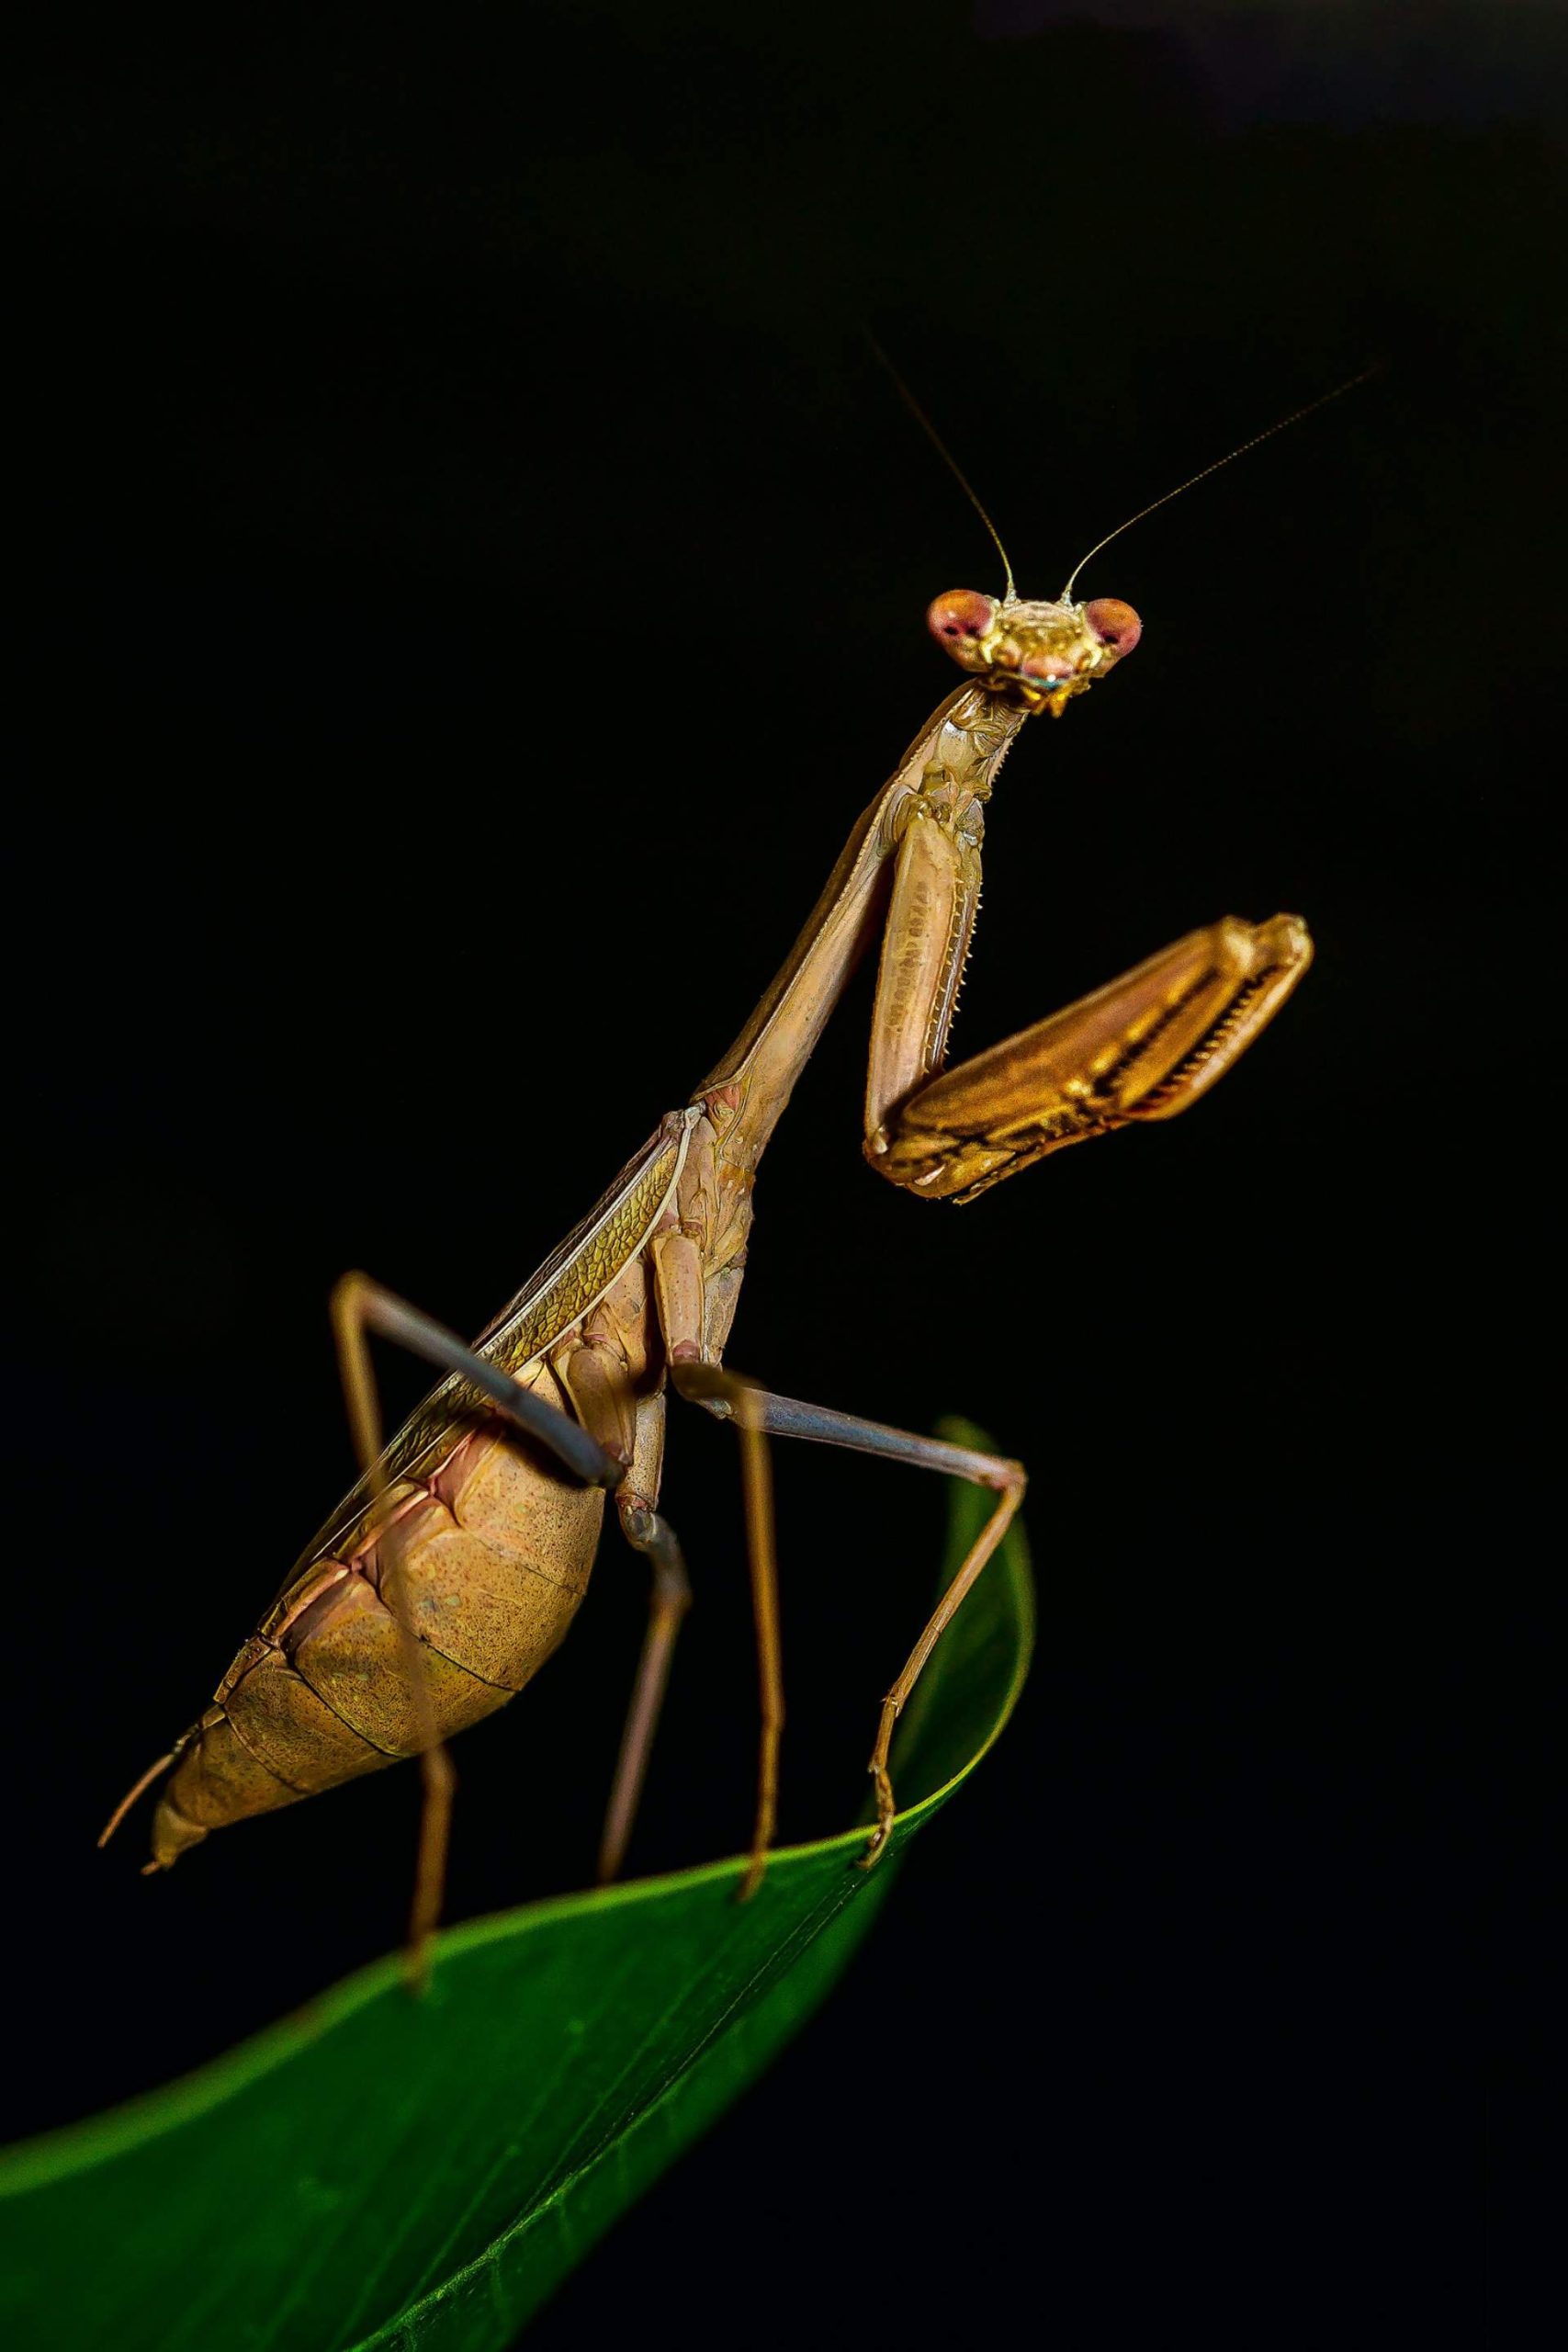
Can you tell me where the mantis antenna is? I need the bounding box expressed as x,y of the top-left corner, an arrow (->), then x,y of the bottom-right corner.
865,332 -> 1017,603
1060,362 -> 1382,600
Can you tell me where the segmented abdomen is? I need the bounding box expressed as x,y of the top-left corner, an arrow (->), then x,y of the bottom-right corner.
151,1412 -> 604,1866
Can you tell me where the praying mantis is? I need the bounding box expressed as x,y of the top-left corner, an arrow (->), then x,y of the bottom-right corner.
102,369 -> 1361,1971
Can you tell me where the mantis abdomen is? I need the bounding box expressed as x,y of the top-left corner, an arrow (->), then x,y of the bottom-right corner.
151,1410 -> 606,1868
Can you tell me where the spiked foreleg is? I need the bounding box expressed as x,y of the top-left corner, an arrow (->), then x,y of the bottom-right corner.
866,913 -> 1313,1204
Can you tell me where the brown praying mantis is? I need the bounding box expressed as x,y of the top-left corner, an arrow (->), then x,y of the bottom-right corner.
102,369 -> 1363,1969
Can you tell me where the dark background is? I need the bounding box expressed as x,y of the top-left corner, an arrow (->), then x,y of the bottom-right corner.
6,1 -> 1544,2341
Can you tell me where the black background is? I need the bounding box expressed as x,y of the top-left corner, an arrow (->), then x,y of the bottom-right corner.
6,2 -> 1544,2342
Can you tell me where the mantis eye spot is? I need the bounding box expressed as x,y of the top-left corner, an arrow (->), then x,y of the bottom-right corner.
927,590 -> 996,646
1082,597 -> 1143,656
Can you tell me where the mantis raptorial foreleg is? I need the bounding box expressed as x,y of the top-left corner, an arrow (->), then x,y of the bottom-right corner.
873,912 -> 1314,1201
863,799 -> 1313,1204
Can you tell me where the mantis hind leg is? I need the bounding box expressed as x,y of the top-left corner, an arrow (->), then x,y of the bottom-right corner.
595,1392 -> 694,1887
869,914 -> 1313,1203
330,1272 -> 622,1985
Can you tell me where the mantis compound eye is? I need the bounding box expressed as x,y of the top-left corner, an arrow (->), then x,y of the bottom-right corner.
1082,597 -> 1143,657
927,590 -> 997,647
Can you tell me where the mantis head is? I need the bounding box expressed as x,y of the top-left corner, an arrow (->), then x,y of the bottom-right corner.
926,590 -> 1142,717
887,342 -> 1372,720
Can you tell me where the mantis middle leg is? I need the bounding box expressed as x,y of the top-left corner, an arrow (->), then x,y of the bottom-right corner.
669,1359 -> 1024,1883
652,1212 -> 1022,1887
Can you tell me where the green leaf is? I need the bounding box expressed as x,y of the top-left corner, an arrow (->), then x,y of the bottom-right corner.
0,1425 -> 1032,2350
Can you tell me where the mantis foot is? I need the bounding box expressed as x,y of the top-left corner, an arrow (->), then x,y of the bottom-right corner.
859,1758 -> 897,1870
